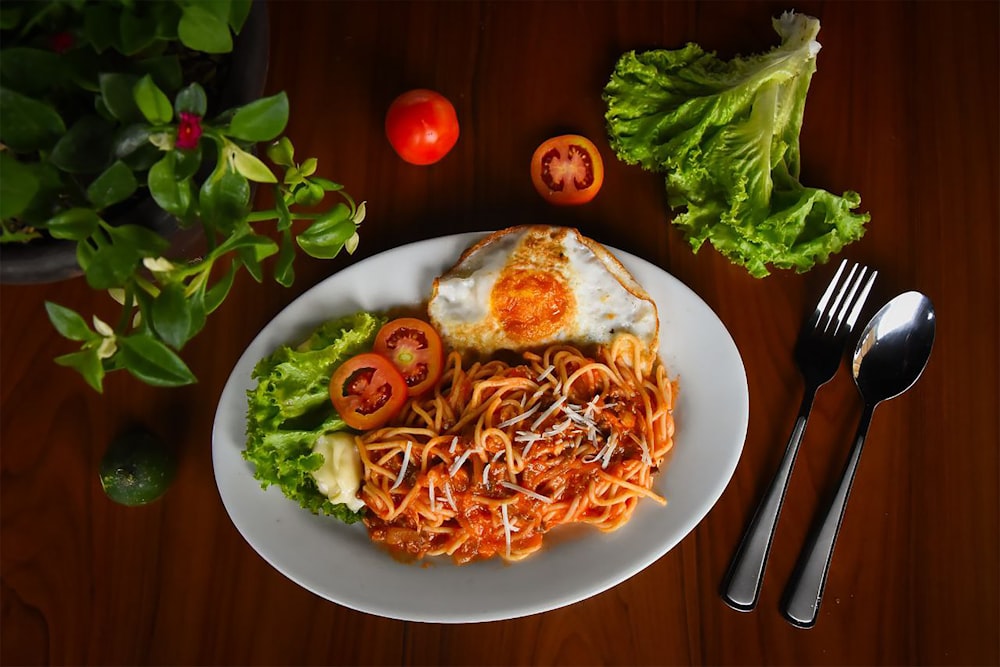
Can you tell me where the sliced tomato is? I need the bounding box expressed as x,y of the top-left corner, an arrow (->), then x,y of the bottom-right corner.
373,318 -> 444,396
329,353 -> 408,430
530,134 -> 605,205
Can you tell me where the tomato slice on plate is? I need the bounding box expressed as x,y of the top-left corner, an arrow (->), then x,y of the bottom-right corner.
329,353 -> 409,430
530,134 -> 604,205
373,318 -> 445,396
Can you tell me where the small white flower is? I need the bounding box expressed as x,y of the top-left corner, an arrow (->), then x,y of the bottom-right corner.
92,316 -> 114,337
352,201 -> 366,225
345,231 -> 360,255
97,336 -> 118,359
143,256 -> 174,273
149,131 -> 173,151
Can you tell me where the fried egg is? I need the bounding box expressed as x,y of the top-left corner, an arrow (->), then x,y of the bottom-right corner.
428,225 -> 659,354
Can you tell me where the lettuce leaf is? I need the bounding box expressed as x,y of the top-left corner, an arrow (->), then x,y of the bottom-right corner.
243,311 -> 386,522
603,11 -> 869,277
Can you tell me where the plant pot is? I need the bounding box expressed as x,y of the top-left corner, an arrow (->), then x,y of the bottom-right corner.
0,0 -> 271,285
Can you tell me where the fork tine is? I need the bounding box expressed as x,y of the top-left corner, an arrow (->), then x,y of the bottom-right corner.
820,262 -> 858,333
831,266 -> 877,337
811,259 -> 847,327
844,269 -> 877,332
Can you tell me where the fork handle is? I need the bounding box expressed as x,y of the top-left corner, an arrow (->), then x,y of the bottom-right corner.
781,403 -> 876,628
721,387 -> 818,611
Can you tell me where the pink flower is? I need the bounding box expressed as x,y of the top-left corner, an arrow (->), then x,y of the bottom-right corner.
49,31 -> 74,54
176,112 -> 203,150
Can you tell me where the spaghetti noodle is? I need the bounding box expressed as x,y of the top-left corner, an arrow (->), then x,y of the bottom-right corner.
357,333 -> 677,563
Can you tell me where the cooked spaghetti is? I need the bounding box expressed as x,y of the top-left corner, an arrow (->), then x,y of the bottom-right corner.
356,333 -> 677,563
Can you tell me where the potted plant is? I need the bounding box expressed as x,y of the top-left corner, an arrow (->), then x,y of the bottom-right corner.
0,0 -> 365,392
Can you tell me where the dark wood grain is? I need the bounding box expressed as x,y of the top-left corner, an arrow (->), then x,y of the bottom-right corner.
2,1 -> 997,665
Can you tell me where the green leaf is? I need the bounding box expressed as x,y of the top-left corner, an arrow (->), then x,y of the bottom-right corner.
87,160 -> 139,209
174,145 -> 203,180
215,228 -> 278,257
229,0 -> 252,32
275,230 -> 295,287
310,176 -> 344,192
118,334 -> 197,387
0,87 -> 65,152
178,4 -> 233,54
151,282 -> 192,349
55,349 -> 105,392
45,208 -> 101,241
205,261 -> 237,313
77,238 -> 97,273
238,246 -> 264,282
119,7 -> 158,55
150,0 -> 182,40
174,82 -> 207,116
293,181 -> 324,206
133,75 -> 173,125
232,147 -> 277,183
266,137 -> 294,166
112,124 -> 161,170
0,48 -> 65,97
99,73 -> 143,123
0,152 -> 39,219
275,192 -> 292,231
110,224 -> 170,256
45,302 -> 96,341
148,153 -> 192,216
228,92 -> 289,142
84,3 -> 120,52
49,115 -> 114,174
199,163 -> 250,232
138,55 -> 183,94
0,7 -> 22,30
186,284 -> 208,340
85,242 -> 141,289
296,204 -> 355,259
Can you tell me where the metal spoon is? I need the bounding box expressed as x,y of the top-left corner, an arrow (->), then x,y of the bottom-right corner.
782,291 -> 936,628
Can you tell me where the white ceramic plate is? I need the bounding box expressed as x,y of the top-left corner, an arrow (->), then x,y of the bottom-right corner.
212,232 -> 748,623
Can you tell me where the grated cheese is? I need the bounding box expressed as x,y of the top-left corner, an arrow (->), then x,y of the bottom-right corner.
630,432 -> 653,466
501,480 -> 554,504
448,446 -> 477,477
482,462 -> 491,486
429,476 -> 436,512
531,395 -> 567,430
390,441 -> 412,491
443,482 -> 456,510
536,365 -> 555,382
497,402 -> 541,429
448,436 -> 459,454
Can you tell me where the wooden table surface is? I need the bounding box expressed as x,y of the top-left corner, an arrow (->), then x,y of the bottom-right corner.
2,1 -> 997,665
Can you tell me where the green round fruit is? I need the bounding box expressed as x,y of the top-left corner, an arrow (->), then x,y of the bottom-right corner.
99,430 -> 177,506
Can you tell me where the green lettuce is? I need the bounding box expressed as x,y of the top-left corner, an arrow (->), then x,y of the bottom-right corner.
603,11 -> 869,277
243,311 -> 386,522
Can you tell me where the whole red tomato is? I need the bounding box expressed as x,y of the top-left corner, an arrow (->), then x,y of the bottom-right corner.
385,89 -> 460,165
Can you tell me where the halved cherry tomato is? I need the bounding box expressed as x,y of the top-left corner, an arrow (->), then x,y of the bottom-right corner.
385,89 -> 460,165
530,134 -> 604,205
373,318 -> 444,396
329,353 -> 408,430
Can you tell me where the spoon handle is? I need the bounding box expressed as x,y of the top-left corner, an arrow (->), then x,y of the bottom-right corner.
721,387 -> 818,611
782,404 -> 876,628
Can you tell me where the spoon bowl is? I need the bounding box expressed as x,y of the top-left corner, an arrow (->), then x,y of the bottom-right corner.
783,291 -> 936,628
853,291 -> 937,403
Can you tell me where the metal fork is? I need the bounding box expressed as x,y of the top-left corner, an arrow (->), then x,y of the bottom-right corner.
721,259 -> 877,612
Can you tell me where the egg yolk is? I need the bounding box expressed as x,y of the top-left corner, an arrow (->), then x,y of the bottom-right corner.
490,268 -> 574,342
